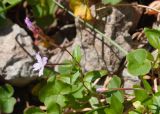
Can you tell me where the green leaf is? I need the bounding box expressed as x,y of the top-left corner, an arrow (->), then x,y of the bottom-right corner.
58,60 -> 73,74
132,101 -> 145,113
106,76 -> 124,103
46,103 -> 61,114
134,87 -> 152,106
71,83 -> 84,98
4,0 -> 21,4
27,0 -> 57,27
70,71 -> 80,84
0,97 -> 16,113
0,84 -> 14,98
59,75 -> 71,84
60,71 -> 80,85
144,28 -> 160,49
0,84 -> 16,113
89,97 -> 99,109
44,95 -> 67,108
72,45 -> 82,62
148,92 -> 160,113
105,95 -> 124,114
102,0 -> 122,5
86,106 -> 106,114
127,49 -> 152,76
44,67 -> 57,77
24,107 -> 45,114
108,76 -> 121,88
84,70 -> 108,83
142,79 -> 152,93
39,80 -> 71,102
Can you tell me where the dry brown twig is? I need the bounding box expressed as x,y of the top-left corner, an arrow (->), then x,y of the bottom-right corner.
96,3 -> 160,14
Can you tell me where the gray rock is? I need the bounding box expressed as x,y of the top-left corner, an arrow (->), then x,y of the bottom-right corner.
0,22 -> 38,86
50,5 -> 142,73
122,69 -> 140,95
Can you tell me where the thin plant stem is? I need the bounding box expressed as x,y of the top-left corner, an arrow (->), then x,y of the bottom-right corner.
98,87 -> 142,93
52,0 -> 128,55
46,63 -> 70,66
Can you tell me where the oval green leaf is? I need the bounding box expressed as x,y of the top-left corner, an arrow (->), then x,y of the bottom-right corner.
144,28 -> 160,49
127,49 -> 152,76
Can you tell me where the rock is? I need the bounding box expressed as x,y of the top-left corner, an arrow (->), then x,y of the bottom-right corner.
50,5 -> 142,73
122,69 -> 140,95
0,21 -> 38,86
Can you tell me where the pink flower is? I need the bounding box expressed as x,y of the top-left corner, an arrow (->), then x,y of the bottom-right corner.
33,52 -> 48,76
24,17 -> 34,31
24,17 -> 41,38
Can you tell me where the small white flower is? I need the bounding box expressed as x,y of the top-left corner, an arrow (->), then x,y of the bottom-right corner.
33,52 -> 48,76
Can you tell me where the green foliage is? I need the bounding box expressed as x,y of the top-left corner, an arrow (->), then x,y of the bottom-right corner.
3,0 -> 21,4
104,95 -> 124,114
0,0 -> 21,27
43,68 -> 57,77
12,25 -> 160,113
126,49 -> 153,76
0,84 -> 16,113
148,92 -> 160,114
3,0 -> 160,113
106,76 -> 124,104
102,0 -> 122,5
44,99 -> 62,114
24,107 -> 46,114
27,0 -> 57,27
39,79 -> 71,102
25,46 -> 111,114
84,70 -> 108,83
144,28 -> 160,49
142,79 -> 152,93
72,45 -> 82,63
89,97 -> 99,109
58,60 -> 73,75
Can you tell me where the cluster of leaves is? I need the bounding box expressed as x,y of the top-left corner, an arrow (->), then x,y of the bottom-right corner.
0,0 -> 21,26
126,28 -> 160,76
24,46 -> 125,114
0,0 -> 122,27
27,0 -> 57,28
23,28 -> 160,114
125,28 -> 160,113
0,0 -> 57,28
0,84 -> 16,113
3,0 -> 160,114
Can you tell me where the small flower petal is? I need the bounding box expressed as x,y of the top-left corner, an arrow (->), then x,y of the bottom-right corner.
33,63 -> 41,71
24,17 -> 33,30
36,52 -> 43,65
39,67 -> 44,76
33,52 -> 48,77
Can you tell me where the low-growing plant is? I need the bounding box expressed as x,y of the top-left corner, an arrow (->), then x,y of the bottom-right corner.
0,84 -> 16,114
23,27 -> 160,114
2,0 -> 160,114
